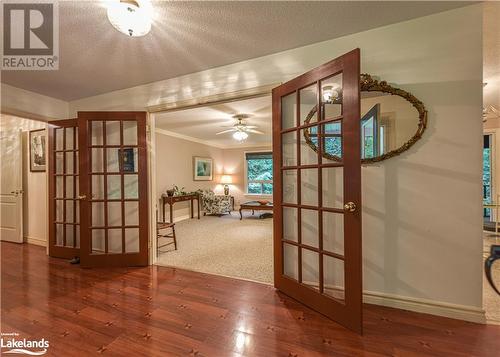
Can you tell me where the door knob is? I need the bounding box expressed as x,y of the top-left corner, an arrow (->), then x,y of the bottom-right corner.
78,194 -> 87,200
343,202 -> 356,213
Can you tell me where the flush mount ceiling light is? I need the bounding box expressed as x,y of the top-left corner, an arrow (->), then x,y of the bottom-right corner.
322,85 -> 341,103
107,0 -> 152,37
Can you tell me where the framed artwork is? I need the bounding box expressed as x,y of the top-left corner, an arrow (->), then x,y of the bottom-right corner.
193,156 -> 213,181
29,129 -> 46,172
122,148 -> 136,172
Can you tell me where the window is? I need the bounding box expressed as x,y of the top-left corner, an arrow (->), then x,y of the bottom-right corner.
246,152 -> 273,194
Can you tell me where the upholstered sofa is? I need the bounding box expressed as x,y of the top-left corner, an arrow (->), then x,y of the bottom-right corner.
199,189 -> 232,216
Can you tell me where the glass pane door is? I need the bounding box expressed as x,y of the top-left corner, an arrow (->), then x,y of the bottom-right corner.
78,112 -> 148,267
273,49 -> 362,333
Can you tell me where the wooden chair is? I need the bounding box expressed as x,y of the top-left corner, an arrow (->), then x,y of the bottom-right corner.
157,222 -> 177,256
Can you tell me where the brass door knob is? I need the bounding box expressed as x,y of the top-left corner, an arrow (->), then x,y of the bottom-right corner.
78,195 -> 87,200
343,202 -> 356,213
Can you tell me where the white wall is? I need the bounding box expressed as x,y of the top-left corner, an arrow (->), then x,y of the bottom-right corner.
71,5 -> 484,315
1,84 -> 69,120
0,114 -> 47,246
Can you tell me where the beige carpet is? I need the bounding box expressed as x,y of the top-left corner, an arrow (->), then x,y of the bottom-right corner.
483,231 -> 500,324
156,212 -> 274,284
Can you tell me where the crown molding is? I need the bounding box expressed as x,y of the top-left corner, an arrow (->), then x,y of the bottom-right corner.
155,127 -> 271,150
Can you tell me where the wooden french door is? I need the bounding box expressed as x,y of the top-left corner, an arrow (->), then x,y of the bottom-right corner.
49,112 -> 149,267
272,49 -> 362,333
48,119 -> 80,258
78,112 -> 148,267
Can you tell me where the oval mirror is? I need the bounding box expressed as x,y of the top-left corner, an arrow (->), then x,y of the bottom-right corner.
303,74 -> 427,164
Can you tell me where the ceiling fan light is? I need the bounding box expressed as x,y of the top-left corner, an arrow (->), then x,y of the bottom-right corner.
107,0 -> 152,37
232,131 -> 248,141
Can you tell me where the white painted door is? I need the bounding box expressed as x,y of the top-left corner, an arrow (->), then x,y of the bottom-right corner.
0,130 -> 23,243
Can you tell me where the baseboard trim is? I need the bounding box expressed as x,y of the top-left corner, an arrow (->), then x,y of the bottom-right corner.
24,236 -> 46,247
363,290 -> 486,324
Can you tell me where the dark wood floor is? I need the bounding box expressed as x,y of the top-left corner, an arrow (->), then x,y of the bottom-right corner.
1,242 -> 499,356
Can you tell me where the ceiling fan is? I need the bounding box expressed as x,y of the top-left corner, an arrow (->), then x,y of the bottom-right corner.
216,114 -> 264,141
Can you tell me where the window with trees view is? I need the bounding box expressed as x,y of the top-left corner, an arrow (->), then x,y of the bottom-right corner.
246,152 -> 273,194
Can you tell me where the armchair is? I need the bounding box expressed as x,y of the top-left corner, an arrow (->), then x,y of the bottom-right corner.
199,189 -> 232,216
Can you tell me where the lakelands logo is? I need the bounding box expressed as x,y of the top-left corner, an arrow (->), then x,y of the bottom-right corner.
1,332 -> 49,355
1,0 -> 59,70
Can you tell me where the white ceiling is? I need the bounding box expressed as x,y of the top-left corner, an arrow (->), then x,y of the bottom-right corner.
0,1 -> 472,101
483,2 -> 500,111
155,95 -> 272,148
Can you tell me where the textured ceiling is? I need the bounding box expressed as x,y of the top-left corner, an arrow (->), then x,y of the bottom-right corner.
155,95 -> 271,148
0,1 -> 472,101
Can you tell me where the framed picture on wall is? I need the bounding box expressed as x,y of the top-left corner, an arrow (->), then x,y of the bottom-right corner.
193,156 -> 213,181
29,129 -> 46,172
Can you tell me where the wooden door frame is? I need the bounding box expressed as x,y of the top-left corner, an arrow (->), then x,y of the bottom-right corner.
272,48 -> 362,333
78,111 -> 149,267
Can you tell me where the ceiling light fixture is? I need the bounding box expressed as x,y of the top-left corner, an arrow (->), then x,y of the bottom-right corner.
107,0 -> 152,37
232,131 -> 249,142
322,85 -> 340,103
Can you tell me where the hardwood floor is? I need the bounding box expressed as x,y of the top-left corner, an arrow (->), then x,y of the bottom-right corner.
1,242 -> 499,356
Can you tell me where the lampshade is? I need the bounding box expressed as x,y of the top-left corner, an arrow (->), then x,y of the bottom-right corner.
220,175 -> 233,184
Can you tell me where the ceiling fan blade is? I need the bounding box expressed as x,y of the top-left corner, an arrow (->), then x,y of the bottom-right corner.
245,125 -> 259,129
246,129 -> 265,135
216,129 -> 237,135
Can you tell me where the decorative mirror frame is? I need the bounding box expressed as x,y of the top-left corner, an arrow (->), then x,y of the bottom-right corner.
304,73 -> 428,164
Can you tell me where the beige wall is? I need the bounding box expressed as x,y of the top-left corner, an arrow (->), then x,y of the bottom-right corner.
155,132 -> 224,221
1,114 -> 47,246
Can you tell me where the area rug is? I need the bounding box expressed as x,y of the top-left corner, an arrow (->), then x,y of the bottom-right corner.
156,212 -> 274,284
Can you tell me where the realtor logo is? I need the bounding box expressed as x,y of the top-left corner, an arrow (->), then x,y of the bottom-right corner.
2,0 -> 59,70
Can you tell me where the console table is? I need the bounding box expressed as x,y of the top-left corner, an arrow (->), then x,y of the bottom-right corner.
162,193 -> 200,223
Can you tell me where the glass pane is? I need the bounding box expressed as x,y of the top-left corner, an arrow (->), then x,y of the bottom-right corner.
323,211 -> 344,255
323,121 -> 342,161
300,168 -> 318,206
65,152 -> 74,174
124,201 -> 139,226
123,121 -> 137,146
283,207 -> 298,242
91,175 -> 104,200
300,127 -> 318,165
91,229 -> 105,254
301,209 -> 318,248
55,152 -> 63,174
56,200 -> 63,221
107,175 -> 122,199
92,202 -> 105,227
65,176 -> 74,198
91,121 -> 103,146
75,225 -> 80,248
107,148 -> 120,173
75,127 -> 78,148
302,249 -> 319,291
75,201 -> 79,224
321,73 -> 343,120
300,84 -> 317,125
322,167 -> 343,209
283,243 -> 298,280
247,182 -> 262,194
124,175 -> 138,199
56,224 -> 64,245
263,183 -> 273,195
55,128 -> 63,150
108,228 -> 122,253
122,148 -> 138,173
66,225 -> 74,247
282,131 -> 297,167
108,201 -> 122,227
75,178 -> 79,197
55,176 -> 63,198
281,92 -> 296,130
106,121 -> 121,145
324,255 -> 345,301
66,200 -> 74,223
125,228 -> 139,253
282,170 -> 297,204
91,148 -> 104,173
65,127 -> 74,150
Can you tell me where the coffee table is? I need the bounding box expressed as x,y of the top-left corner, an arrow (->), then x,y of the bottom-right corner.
239,201 -> 273,220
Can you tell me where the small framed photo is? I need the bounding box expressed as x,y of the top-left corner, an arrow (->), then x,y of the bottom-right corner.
29,129 -> 46,172
193,156 -> 213,181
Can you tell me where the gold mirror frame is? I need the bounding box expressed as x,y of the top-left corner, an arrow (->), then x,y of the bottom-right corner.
304,73 -> 428,164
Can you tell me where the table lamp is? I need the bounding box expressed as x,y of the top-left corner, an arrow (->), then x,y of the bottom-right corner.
220,175 -> 233,195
